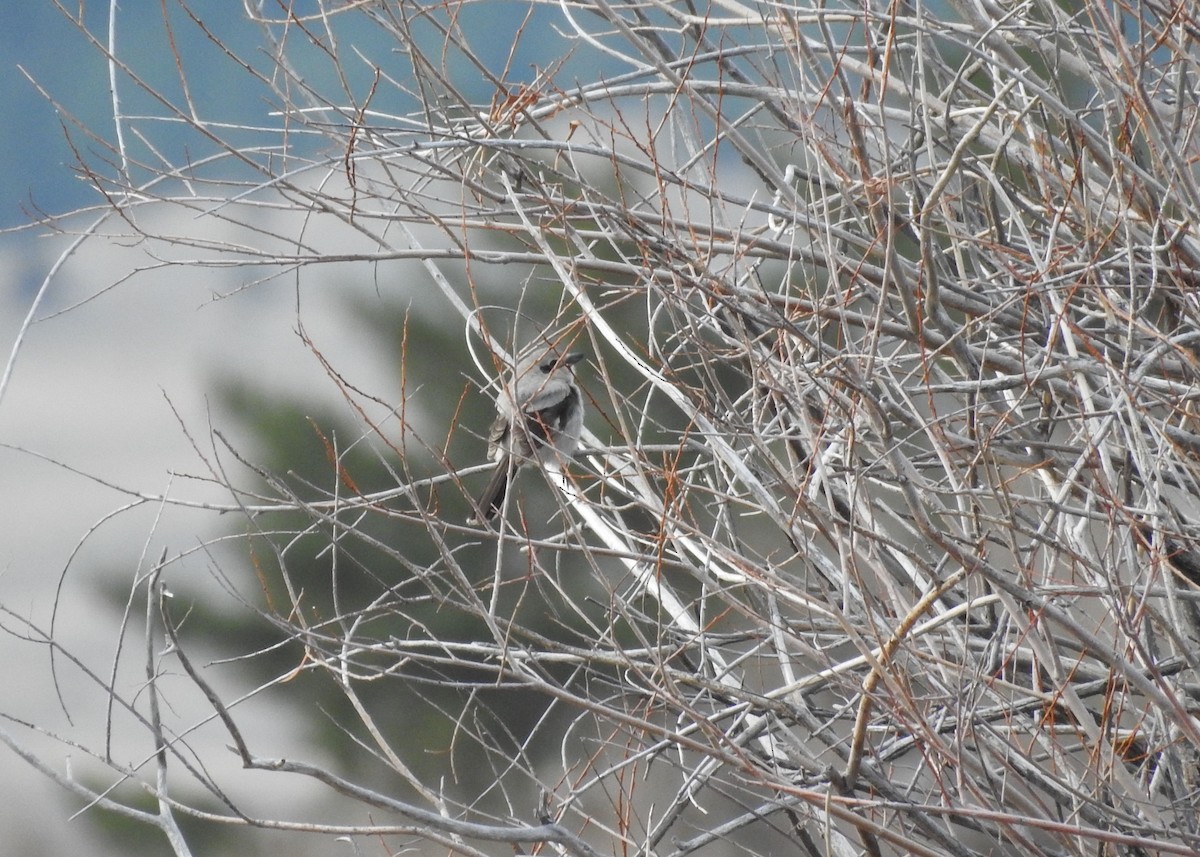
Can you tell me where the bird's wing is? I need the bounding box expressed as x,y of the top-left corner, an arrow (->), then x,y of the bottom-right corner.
485,411 -> 510,459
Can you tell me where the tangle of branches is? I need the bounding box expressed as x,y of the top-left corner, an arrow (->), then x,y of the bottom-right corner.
7,0 -> 1200,855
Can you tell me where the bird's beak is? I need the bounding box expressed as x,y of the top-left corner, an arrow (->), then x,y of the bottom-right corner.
562,352 -> 586,368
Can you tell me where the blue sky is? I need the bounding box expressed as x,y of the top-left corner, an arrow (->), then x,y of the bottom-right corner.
2,4 -> 144,225
1,2 -> 586,234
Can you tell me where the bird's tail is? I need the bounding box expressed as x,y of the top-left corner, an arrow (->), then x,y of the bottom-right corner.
469,456 -> 514,524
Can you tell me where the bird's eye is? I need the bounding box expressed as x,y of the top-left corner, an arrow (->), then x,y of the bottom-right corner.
539,359 -> 556,373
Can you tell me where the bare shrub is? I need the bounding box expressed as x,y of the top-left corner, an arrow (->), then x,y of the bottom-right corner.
7,1 -> 1200,855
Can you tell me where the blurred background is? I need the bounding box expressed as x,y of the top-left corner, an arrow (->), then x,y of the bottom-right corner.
0,6 -> 514,854
3,6 -> 646,855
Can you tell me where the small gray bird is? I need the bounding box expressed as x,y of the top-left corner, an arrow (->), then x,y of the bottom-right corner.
470,347 -> 586,523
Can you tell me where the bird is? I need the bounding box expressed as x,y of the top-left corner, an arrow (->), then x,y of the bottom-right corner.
469,346 -> 586,523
